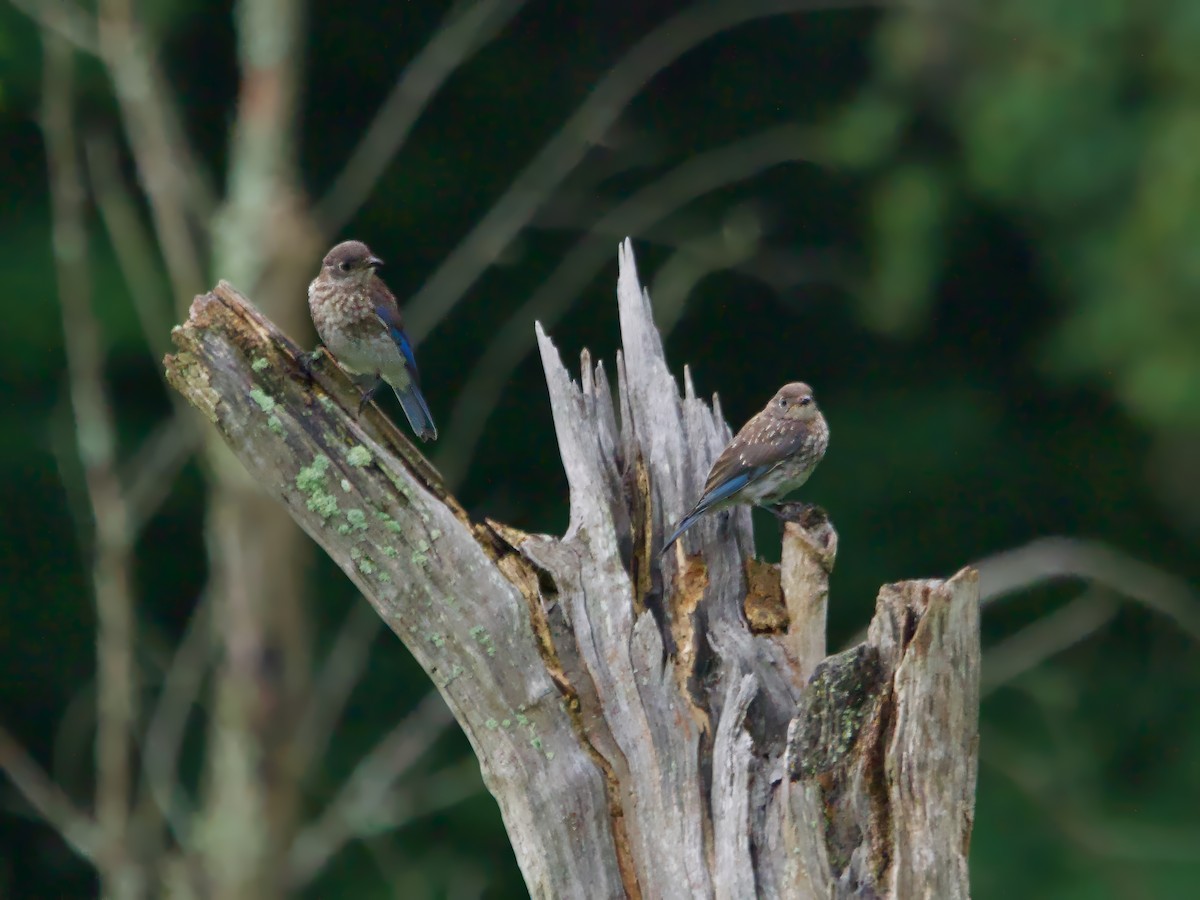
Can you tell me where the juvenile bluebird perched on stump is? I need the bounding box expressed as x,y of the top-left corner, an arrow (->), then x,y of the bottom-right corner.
306,240 -> 437,441
663,382 -> 829,551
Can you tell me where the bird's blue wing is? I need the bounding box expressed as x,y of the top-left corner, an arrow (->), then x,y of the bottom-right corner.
373,304 -> 420,379
694,467 -> 767,513
662,464 -> 771,551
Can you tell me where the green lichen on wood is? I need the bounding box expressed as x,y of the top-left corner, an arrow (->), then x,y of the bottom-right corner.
296,454 -> 338,520
346,445 -> 372,467
248,387 -> 276,414
470,625 -> 496,657
374,510 -> 403,533
788,643 -> 888,878
791,644 -> 883,780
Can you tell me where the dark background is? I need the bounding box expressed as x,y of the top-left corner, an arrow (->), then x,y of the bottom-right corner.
2,0 -> 1199,897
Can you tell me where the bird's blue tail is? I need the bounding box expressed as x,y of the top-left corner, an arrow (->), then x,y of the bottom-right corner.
393,382 -> 438,442
662,508 -> 704,553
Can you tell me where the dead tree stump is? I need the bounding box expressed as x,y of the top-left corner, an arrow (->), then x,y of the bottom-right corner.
165,239 -> 979,899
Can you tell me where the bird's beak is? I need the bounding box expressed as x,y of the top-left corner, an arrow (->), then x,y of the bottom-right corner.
367,255 -> 385,269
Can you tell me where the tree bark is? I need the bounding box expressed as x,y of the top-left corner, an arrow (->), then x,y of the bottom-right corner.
199,2 -> 321,894
164,239 -> 980,899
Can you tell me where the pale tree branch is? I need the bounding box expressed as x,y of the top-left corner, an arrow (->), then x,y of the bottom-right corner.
334,756 -> 486,890
287,689 -> 460,888
975,536 -> 1200,640
980,588 -> 1120,696
294,602 -> 384,779
40,30 -> 140,896
359,836 -> 488,899
646,204 -> 765,333
139,595 -> 214,849
535,124 -> 672,220
213,0 -> 311,291
10,0 -> 97,52
382,756 -> 484,830
0,726 -> 100,863
317,0 -> 531,233
537,208 -> 852,299
46,398 -> 99,578
845,534 -> 1200,651
982,730 -> 1200,863
434,124 -> 823,485
189,0 -> 331,893
195,1 -> 323,897
403,0 -> 875,342
84,131 -> 203,536
83,131 -> 179,365
51,680 -> 98,796
119,413 -> 202,537
97,0 -> 209,309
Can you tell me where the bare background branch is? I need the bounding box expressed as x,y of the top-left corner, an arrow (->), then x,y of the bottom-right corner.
404,0 -> 873,341
434,123 -> 826,484
0,726 -> 99,863
287,690 -> 461,888
976,536 -> 1200,639
318,0 -> 531,233
6,0 -> 522,895
40,30 -> 139,896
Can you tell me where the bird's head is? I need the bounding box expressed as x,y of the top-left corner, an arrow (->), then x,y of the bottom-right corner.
769,382 -> 821,422
322,240 -> 384,284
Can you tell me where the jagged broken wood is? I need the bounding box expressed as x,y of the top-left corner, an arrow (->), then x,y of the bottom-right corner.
164,240 -> 980,900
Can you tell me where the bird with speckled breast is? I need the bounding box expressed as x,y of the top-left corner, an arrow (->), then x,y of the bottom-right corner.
305,240 -> 437,441
662,382 -> 828,552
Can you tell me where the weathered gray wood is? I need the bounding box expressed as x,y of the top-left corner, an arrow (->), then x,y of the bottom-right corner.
780,505 -> 838,684
165,240 -> 980,900
778,569 -> 978,899
164,285 -> 625,899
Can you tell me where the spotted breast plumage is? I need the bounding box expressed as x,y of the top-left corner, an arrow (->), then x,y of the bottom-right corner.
306,240 -> 437,441
663,382 -> 829,552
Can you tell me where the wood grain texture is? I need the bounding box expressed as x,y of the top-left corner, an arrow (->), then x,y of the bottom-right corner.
165,241 -> 980,899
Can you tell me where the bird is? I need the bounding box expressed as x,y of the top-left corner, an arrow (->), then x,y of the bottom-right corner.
305,240 -> 437,441
662,381 -> 829,552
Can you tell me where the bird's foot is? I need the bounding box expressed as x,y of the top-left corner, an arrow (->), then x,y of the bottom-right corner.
769,502 -> 836,567
760,503 -> 788,521
356,377 -> 384,418
765,501 -> 829,530
297,347 -> 324,383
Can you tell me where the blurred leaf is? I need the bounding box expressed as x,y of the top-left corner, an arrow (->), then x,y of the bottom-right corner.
859,162 -> 948,336
817,88 -> 907,169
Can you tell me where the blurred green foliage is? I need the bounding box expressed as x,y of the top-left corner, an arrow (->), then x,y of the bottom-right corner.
873,0 -> 1200,429
1,1 -> 1198,898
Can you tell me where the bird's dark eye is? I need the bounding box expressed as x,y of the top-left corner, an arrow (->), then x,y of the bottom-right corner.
799,396 -> 812,407
339,261 -> 351,272
777,398 -> 787,408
